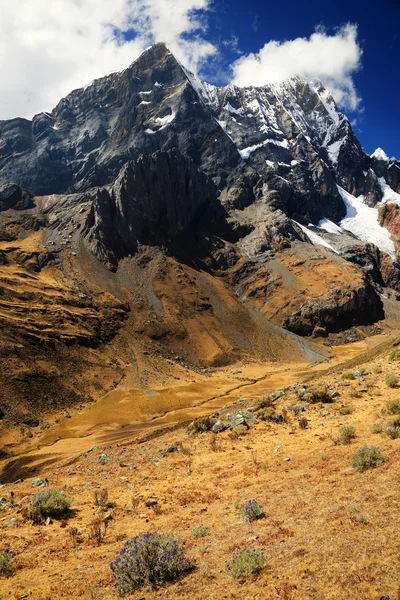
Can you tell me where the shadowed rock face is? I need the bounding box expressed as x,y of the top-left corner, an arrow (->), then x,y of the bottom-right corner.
84,148 -> 224,264
0,184 -> 33,211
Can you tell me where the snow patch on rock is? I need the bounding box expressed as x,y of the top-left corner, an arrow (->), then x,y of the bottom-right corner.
294,221 -> 339,253
318,218 -> 343,235
338,185 -> 396,258
378,177 -> 400,205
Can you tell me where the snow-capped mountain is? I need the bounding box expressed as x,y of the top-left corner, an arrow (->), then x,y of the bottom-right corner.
1,42 -> 400,344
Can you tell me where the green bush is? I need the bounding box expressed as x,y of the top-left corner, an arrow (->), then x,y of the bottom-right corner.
192,525 -> 209,539
385,423 -> 400,439
385,399 -> 400,414
352,447 -> 387,472
255,407 -> 283,423
232,424 -> 248,436
110,532 -> 194,594
0,549 -> 15,577
30,489 -> 72,523
370,423 -> 385,434
342,372 -> 356,380
226,549 -> 266,579
252,396 -> 274,411
385,375 -> 399,388
338,405 -> 355,416
389,349 -> 400,361
238,500 -> 265,523
304,385 -> 332,403
338,426 -> 356,445
187,416 -> 216,435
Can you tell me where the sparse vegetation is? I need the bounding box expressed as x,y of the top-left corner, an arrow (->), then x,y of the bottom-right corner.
187,416 -> 216,435
110,532 -> 194,594
192,525 -> 209,538
338,426 -> 356,445
0,549 -> 15,577
371,422 -> 385,434
238,499 -> 265,523
256,407 -> 283,423
88,518 -> 109,545
93,488 -> 109,507
352,447 -> 387,472
385,375 -> 399,388
384,423 -> 400,439
29,489 -> 72,523
253,395 -> 275,411
298,416 -> 308,429
338,405 -> 355,415
342,372 -> 356,380
385,399 -> 400,414
389,349 -> 400,361
226,549 -> 266,579
232,424 -> 248,436
304,385 -> 332,403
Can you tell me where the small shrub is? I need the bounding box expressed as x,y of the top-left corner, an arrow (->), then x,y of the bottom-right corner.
226,549 -> 266,579
0,548 -> 15,577
356,513 -> 370,525
232,424 -> 248,436
342,372 -> 356,380
305,385 -> 332,403
389,349 -> 400,361
30,489 -> 72,523
175,442 -> 192,456
110,532 -> 194,594
187,416 -> 216,435
338,426 -> 356,445
253,396 -> 274,411
385,399 -> 400,414
372,366 -> 383,373
131,496 -> 140,512
238,500 -> 265,523
371,423 -> 385,434
88,518 -> 109,545
348,388 -> 362,399
256,407 -> 283,423
68,527 -> 83,547
385,375 -> 399,388
338,405 -> 355,416
209,433 -> 220,452
298,417 -> 308,429
385,424 -> 400,439
192,525 -> 209,539
352,446 -> 387,472
94,489 -> 109,507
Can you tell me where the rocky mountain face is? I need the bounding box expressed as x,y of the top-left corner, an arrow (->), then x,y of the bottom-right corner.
0,42 -> 399,422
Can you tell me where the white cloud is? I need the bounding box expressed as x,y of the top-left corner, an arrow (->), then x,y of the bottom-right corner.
0,0 -> 215,119
230,24 -> 362,111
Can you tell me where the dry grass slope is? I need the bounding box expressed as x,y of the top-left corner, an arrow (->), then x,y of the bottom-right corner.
1,346 -> 400,599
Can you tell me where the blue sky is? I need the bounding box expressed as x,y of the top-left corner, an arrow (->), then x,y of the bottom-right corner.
1,0 -> 398,159
198,0 -> 399,157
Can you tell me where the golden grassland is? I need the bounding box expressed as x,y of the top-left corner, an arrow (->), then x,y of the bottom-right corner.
1,348 -> 400,599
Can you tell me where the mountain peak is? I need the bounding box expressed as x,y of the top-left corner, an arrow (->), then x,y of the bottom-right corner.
371,147 -> 389,162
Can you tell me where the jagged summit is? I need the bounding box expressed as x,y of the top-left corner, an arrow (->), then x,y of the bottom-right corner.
371,147 -> 389,162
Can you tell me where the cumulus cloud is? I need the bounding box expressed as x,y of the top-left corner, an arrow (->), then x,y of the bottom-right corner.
0,0 -> 215,119
230,24 -> 362,111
